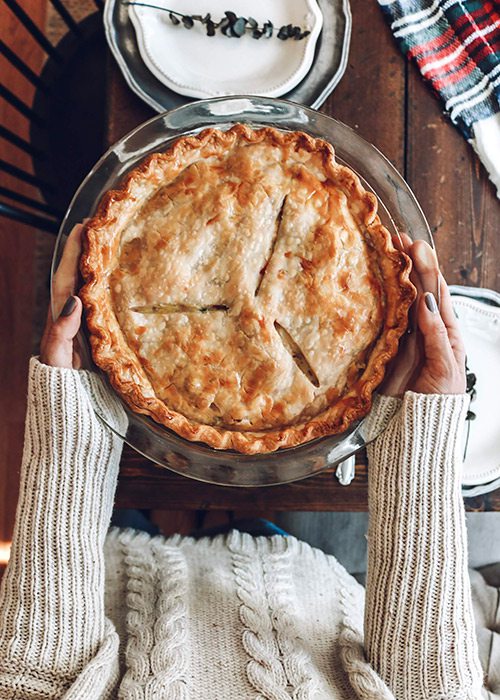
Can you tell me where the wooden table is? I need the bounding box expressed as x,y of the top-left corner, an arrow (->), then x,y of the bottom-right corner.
108,2 -> 500,514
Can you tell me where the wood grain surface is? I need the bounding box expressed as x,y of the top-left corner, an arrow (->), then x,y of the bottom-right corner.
117,446 -> 370,512
326,0 -> 406,173
0,0 -> 47,551
406,62 -> 499,289
106,2 -> 500,513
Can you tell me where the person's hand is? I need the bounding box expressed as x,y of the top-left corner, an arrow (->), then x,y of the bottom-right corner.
40,224 -> 83,369
381,238 -> 466,397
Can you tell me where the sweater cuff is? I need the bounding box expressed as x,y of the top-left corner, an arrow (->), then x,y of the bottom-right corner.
401,390 -> 469,469
31,356 -> 128,436
367,391 -> 468,477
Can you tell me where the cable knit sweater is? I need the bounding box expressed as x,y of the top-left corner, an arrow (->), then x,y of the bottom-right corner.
0,359 -> 485,699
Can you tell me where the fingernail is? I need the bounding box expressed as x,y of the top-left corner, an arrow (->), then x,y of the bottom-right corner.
60,295 -> 77,318
425,292 -> 438,313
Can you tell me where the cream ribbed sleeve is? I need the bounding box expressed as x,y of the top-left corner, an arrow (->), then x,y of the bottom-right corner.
365,392 -> 485,700
0,358 -> 124,699
0,362 -> 487,700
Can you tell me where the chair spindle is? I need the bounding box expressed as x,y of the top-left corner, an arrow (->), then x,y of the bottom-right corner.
3,0 -> 63,63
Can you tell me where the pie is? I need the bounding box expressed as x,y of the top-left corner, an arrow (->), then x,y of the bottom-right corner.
80,124 -> 415,454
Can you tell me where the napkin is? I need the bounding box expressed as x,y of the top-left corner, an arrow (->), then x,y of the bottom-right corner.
378,0 -> 500,199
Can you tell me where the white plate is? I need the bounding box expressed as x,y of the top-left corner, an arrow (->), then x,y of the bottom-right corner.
128,0 -> 323,98
103,0 -> 350,112
452,294 -> 500,487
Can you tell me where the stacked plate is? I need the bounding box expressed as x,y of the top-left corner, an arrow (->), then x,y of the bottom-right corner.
450,286 -> 500,497
103,0 -> 351,111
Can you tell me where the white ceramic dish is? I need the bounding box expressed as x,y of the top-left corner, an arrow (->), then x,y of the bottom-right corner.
451,291 -> 500,489
103,0 -> 351,112
128,0 -> 323,99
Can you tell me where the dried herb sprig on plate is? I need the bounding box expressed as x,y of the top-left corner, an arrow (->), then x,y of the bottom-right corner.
465,360 -> 477,422
123,2 -> 312,40
463,357 -> 477,460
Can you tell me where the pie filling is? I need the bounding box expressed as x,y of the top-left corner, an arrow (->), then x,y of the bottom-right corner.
81,125 -> 414,452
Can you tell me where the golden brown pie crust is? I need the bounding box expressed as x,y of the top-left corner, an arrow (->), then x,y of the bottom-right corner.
80,124 -> 415,453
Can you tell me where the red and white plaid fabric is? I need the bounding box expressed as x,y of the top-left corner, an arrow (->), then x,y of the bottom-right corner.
378,0 -> 500,197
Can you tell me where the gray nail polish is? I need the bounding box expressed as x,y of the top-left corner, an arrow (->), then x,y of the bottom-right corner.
60,296 -> 76,318
425,292 -> 438,313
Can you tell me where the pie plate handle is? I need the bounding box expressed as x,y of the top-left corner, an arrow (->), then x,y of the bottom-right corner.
335,455 -> 356,486
329,405 -> 388,486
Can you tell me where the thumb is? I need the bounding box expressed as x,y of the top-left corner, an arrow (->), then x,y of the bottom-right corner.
417,292 -> 451,362
41,296 -> 82,369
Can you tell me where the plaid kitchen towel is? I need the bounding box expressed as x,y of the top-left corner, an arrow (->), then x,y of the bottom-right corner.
378,0 -> 500,198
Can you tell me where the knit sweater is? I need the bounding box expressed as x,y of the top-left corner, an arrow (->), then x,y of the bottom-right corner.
0,359 -> 485,700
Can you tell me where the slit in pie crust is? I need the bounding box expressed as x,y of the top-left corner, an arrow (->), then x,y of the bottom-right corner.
80,125 -> 416,454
